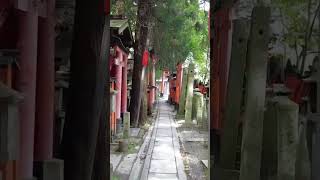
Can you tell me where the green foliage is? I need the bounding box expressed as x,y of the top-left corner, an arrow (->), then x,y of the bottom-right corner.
272,0 -> 320,71
151,0 -> 209,79
113,0 -> 209,79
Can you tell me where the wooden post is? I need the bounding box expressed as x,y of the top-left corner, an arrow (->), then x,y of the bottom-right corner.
34,0 -> 56,162
219,19 -> 250,170
123,112 -> 130,139
61,0 -> 108,178
239,6 -> 270,180
121,54 -> 128,113
185,64 -> 195,125
17,10 -> 38,179
115,48 -> 123,119
178,68 -> 188,116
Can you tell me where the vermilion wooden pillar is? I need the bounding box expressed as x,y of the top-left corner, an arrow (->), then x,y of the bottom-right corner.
115,47 -> 123,119
160,71 -> 165,95
17,10 -> 38,179
211,8 -> 231,131
121,54 -> 128,113
151,62 -> 155,105
34,0 -> 55,161
175,63 -> 183,104
147,61 -> 155,111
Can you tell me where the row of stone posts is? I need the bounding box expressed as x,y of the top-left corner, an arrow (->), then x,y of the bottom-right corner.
176,63 -> 208,129
211,5 -> 317,180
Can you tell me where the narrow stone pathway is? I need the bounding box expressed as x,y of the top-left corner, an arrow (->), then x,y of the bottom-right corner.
140,97 -> 187,180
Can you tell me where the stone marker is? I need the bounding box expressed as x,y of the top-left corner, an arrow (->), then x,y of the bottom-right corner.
178,68 -> 188,117
295,117 -> 311,180
275,97 -> 299,180
261,98 -> 278,179
239,6 -> 270,180
123,112 -> 130,139
309,114 -> 320,180
193,92 -> 203,125
219,19 -> 250,170
202,98 -> 209,130
185,63 -> 195,125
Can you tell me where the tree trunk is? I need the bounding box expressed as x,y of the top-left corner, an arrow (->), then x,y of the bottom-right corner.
61,0 -> 107,179
129,0 -> 151,127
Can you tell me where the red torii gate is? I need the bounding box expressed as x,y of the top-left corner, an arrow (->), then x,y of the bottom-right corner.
210,1 -> 233,163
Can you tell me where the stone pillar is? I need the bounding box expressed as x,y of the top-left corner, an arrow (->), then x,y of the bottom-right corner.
17,10 -> 39,179
193,92 -> 203,125
34,0 -> 55,162
310,114 -> 320,180
219,19 -> 249,170
276,97 -> 299,180
123,112 -> 130,139
185,64 -> 194,125
178,68 -> 188,116
121,54 -> 128,113
202,98 -> 209,130
239,7 -> 270,180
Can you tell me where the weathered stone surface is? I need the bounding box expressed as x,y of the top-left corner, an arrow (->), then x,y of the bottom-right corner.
240,6 -> 270,180
219,19 -> 249,170
295,119 -> 311,180
149,160 -> 177,174
152,144 -> 175,160
178,68 -> 188,116
33,159 -> 64,180
130,128 -> 140,137
192,92 -> 203,125
275,97 -> 299,180
148,173 -> 178,180
310,114 -> 320,180
261,98 -> 278,179
123,112 -> 130,138
110,154 -> 123,172
185,64 -> 195,124
116,153 -> 137,175
157,128 -> 172,137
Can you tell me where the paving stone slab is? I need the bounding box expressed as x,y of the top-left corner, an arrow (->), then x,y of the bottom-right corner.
116,153 -> 137,175
157,128 -> 172,137
110,154 -> 123,172
130,128 -> 140,137
158,122 -> 172,128
148,173 -> 178,180
149,159 -> 177,174
152,145 -> 175,160
156,136 -> 173,143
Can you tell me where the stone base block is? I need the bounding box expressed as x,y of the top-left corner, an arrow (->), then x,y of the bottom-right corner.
33,159 -> 63,180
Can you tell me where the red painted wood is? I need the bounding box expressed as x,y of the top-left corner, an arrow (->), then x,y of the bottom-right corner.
34,0 -> 55,161
115,48 -> 123,119
211,8 -> 232,131
121,54 -> 128,112
142,50 -> 149,66
17,10 -> 38,179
